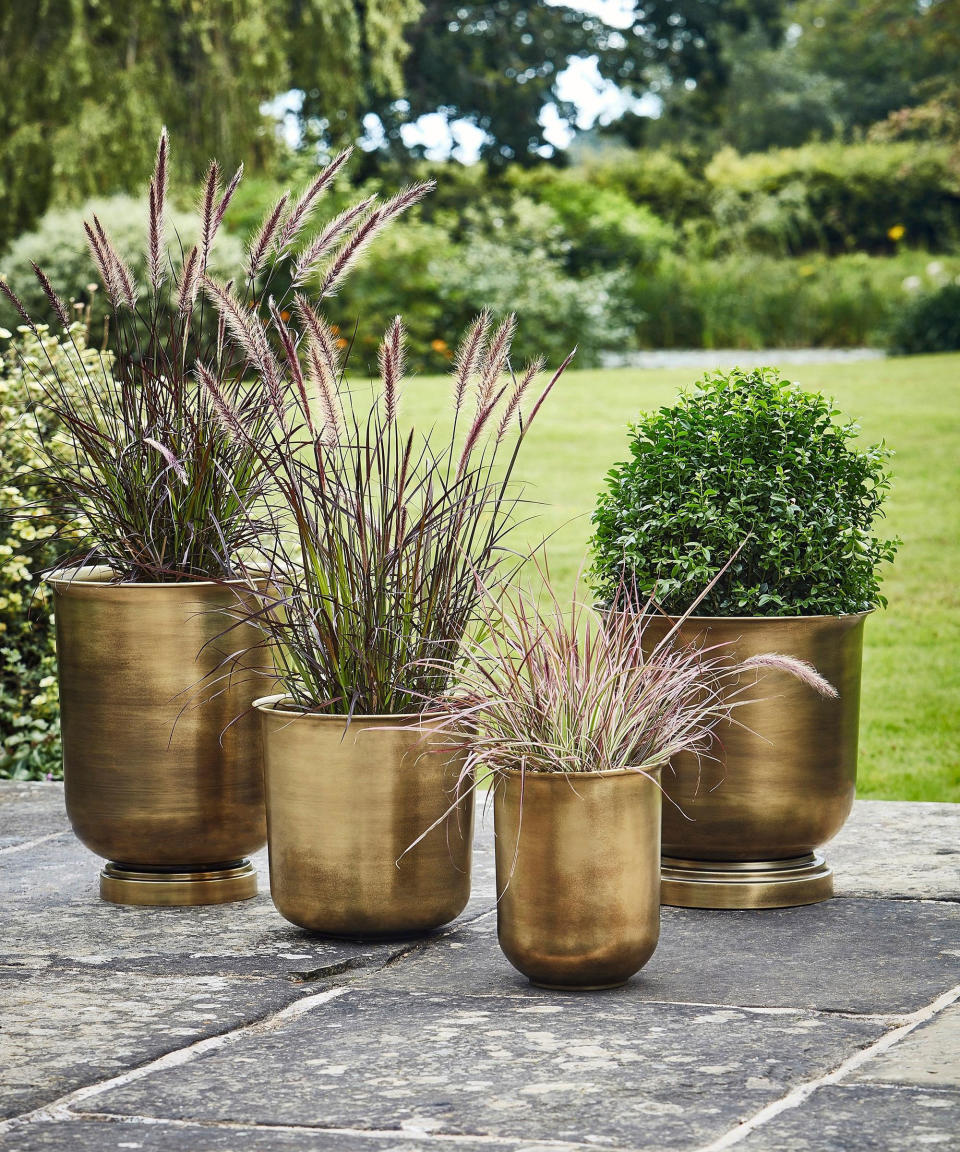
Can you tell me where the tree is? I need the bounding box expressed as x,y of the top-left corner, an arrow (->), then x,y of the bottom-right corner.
288,0 -> 422,145
710,25 -> 843,153
622,0 -> 787,142
791,0 -> 960,134
370,1 -> 630,166
608,0 -> 958,153
0,0 -> 420,249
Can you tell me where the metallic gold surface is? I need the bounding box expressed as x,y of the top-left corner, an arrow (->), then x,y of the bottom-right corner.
256,698 -> 474,937
660,853 -> 833,909
642,613 -> 869,909
99,861 -> 257,906
493,767 -> 662,990
51,566 -> 270,906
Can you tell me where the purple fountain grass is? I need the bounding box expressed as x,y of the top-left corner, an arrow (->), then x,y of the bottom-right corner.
205,283 -> 574,714
1,129 -> 413,582
146,128 -> 168,289
426,571 -> 836,786
292,196 -> 377,286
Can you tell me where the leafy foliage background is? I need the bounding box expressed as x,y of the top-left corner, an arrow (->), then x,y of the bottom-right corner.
0,326 -> 105,779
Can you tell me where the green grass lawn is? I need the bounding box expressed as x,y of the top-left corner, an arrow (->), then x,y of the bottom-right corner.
402,352 -> 960,803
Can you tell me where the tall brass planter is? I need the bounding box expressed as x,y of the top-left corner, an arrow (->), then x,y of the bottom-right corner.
50,566 -> 269,906
494,768 -> 662,990
256,699 -> 474,937
642,612 -> 869,910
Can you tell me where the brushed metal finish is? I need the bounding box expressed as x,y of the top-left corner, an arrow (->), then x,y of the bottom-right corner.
99,861 -> 257,906
50,566 -> 269,905
660,853 -> 833,909
257,698 -> 474,937
493,767 -> 662,990
642,612 -> 869,908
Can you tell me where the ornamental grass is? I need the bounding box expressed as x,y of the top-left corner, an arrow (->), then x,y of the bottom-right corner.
428,570 -> 838,784
0,131 -> 423,582
207,290 -> 573,714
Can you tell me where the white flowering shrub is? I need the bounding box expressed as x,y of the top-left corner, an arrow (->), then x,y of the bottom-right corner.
0,195 -> 245,334
0,324 -> 106,778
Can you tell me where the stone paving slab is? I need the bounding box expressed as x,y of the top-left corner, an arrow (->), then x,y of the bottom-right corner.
0,834 -> 83,900
3,785 -> 956,905
0,788 -> 494,979
0,1120 -> 549,1152
0,970 -> 306,1120
735,1084 -> 960,1151
78,989 -> 886,1150
2,880 -> 427,981
828,800 -> 960,901
0,784 -> 70,850
1,783 -> 958,1152
379,900 -> 960,1015
851,1004 -> 960,1089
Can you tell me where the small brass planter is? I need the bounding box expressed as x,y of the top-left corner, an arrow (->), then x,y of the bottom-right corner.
50,566 -> 269,906
256,699 -> 473,938
642,612 -> 870,910
493,767 -> 662,991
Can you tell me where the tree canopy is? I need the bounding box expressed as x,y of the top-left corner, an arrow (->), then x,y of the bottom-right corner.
0,0 -> 420,247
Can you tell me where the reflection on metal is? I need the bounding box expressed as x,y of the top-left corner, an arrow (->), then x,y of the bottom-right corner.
52,566 -> 269,906
494,767 -> 662,989
643,612 -> 869,910
257,699 -> 473,938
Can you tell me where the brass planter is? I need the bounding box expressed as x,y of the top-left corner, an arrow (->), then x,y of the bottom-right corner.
642,612 -> 870,909
50,566 -> 269,906
256,699 -> 474,937
493,767 -> 662,990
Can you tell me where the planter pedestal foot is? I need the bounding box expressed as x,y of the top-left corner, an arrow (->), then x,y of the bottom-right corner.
660,853 -> 833,910
530,980 -> 629,992
99,860 -> 258,907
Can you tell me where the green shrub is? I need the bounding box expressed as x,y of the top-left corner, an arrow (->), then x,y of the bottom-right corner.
327,220 -> 457,375
575,148 -> 712,226
508,167 -> 677,273
706,141 -> 960,254
429,239 -> 633,370
0,195 -> 244,332
202,150 -> 960,360
0,324 -> 106,780
590,367 -> 899,616
630,251 -> 960,349
325,199 -> 633,370
889,282 -> 960,355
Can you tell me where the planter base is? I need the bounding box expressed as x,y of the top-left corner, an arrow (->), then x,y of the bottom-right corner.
530,980 -> 629,992
660,852 -> 833,910
99,860 -> 258,907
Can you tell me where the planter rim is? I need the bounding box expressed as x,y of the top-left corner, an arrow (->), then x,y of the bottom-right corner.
46,563 -> 264,591
253,693 -> 442,725
498,764 -> 664,782
636,608 -> 874,625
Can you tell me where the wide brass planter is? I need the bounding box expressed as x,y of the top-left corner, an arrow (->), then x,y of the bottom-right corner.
50,566 -> 269,906
642,612 -> 870,909
493,767 -> 662,990
256,698 -> 474,937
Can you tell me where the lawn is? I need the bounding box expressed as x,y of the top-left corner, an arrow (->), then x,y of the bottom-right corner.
402,351 -> 960,803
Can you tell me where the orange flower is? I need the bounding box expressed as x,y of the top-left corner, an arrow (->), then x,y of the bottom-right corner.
336,337 -> 348,349
330,324 -> 341,335
280,310 -> 291,322
430,338 -> 449,353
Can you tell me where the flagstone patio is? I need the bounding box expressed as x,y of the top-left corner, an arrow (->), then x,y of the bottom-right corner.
1,781 -> 957,1152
